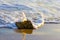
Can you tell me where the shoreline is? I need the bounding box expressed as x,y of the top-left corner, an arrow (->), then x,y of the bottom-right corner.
44,22 -> 60,24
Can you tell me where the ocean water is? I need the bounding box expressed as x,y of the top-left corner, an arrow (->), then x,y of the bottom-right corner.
0,0 -> 60,40
0,0 -> 60,28
0,9 -> 44,29
0,24 -> 60,40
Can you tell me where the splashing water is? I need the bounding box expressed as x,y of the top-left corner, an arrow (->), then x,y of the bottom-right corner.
0,10 -> 44,29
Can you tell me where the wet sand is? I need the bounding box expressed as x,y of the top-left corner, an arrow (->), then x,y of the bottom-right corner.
0,24 -> 60,40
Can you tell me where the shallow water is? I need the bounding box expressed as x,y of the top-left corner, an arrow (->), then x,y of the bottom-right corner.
0,24 -> 60,40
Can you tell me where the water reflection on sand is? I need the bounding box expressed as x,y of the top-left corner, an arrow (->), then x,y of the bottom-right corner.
15,29 -> 33,40
0,24 -> 60,40
15,29 -> 33,34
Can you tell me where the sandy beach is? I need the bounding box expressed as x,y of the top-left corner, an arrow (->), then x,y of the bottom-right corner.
0,24 -> 60,40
